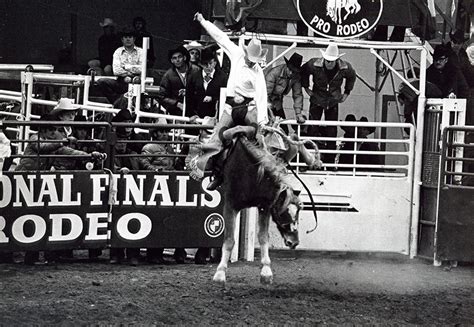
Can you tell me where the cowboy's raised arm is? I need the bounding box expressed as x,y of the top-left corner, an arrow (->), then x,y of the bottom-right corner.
194,12 -> 240,58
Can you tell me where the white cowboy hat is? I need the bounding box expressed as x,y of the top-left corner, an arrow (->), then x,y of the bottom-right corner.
320,43 -> 345,61
49,98 -> 79,116
99,18 -> 115,28
184,41 -> 204,51
243,38 -> 268,63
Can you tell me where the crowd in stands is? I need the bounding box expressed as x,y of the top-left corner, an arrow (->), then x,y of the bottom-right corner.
1,13 -> 474,265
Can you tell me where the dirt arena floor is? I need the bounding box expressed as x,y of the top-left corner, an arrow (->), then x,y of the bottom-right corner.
0,250 -> 473,325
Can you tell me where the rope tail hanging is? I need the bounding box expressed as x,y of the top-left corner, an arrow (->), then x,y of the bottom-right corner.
288,166 -> 318,234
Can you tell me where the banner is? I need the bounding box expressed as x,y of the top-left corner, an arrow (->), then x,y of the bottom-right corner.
0,172 -> 224,251
296,0 -> 383,39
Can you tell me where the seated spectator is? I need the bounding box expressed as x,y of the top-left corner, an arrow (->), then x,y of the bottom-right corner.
133,16 -> 155,68
16,114 -> 103,265
140,118 -> 175,172
97,26 -> 143,105
111,107 -> 147,153
110,134 -> 140,265
88,18 -> 122,76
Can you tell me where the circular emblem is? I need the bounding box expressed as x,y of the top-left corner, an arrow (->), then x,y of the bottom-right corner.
204,213 -> 225,238
296,0 -> 383,39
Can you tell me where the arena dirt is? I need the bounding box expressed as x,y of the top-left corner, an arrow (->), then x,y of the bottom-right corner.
0,251 -> 472,325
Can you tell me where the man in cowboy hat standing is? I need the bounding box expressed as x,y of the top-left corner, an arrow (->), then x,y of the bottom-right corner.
265,52 -> 305,130
301,42 -> 356,163
192,12 -> 268,190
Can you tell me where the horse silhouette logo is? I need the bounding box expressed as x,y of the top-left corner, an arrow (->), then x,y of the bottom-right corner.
327,0 -> 361,24
296,0 -> 383,39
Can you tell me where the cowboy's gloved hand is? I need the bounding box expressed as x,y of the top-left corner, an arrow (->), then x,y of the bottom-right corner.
120,167 -> 130,174
296,113 -> 306,124
203,96 -> 212,103
194,12 -> 204,23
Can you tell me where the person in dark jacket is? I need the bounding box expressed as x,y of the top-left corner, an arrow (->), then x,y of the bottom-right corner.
301,43 -> 356,163
88,18 -> 122,76
158,46 -> 201,116
186,48 -> 228,119
132,16 -> 155,68
426,43 -> 469,99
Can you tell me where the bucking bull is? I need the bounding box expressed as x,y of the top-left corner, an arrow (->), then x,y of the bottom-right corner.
207,121 -> 322,284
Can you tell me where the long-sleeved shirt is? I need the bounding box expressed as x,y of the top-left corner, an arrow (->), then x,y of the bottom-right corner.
199,19 -> 268,124
112,46 -> 143,77
265,64 -> 303,114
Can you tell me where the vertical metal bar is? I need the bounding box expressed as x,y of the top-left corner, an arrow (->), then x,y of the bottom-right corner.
24,72 -> 34,150
410,48 -> 427,259
140,37 -> 149,92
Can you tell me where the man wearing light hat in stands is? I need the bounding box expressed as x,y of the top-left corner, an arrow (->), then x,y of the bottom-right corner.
191,12 -> 268,190
301,42 -> 356,163
184,40 -> 204,66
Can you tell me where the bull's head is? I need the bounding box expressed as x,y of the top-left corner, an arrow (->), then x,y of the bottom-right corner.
271,187 -> 302,249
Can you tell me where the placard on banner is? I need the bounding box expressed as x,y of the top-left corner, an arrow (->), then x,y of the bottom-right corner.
296,0 -> 383,39
0,172 -> 224,251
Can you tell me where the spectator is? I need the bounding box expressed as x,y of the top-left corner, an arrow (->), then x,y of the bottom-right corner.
186,47 -> 228,120
140,118 -> 175,172
111,107 -> 146,154
97,26 -> 143,105
158,45 -> 200,116
132,16 -> 155,68
449,30 -> 474,126
338,115 -> 383,170
139,118 -> 181,264
88,18 -> 122,76
184,41 -> 204,66
17,114 -> 103,264
191,13 -> 268,191
426,44 -> 469,99
0,127 -> 11,172
110,132 -> 140,266
265,52 -> 305,132
301,42 -> 356,164
397,79 -> 442,132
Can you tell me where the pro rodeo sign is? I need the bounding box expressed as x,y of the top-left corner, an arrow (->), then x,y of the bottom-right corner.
0,172 -> 224,251
296,0 -> 383,39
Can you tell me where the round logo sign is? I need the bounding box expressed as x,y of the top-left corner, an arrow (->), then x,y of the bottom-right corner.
204,213 -> 225,238
296,0 -> 383,39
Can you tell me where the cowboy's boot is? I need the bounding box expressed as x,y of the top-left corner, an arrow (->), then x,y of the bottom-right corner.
206,157 -> 224,191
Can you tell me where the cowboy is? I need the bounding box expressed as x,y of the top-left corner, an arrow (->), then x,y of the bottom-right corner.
192,12 -> 268,190
301,42 -> 356,164
265,52 -> 305,129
